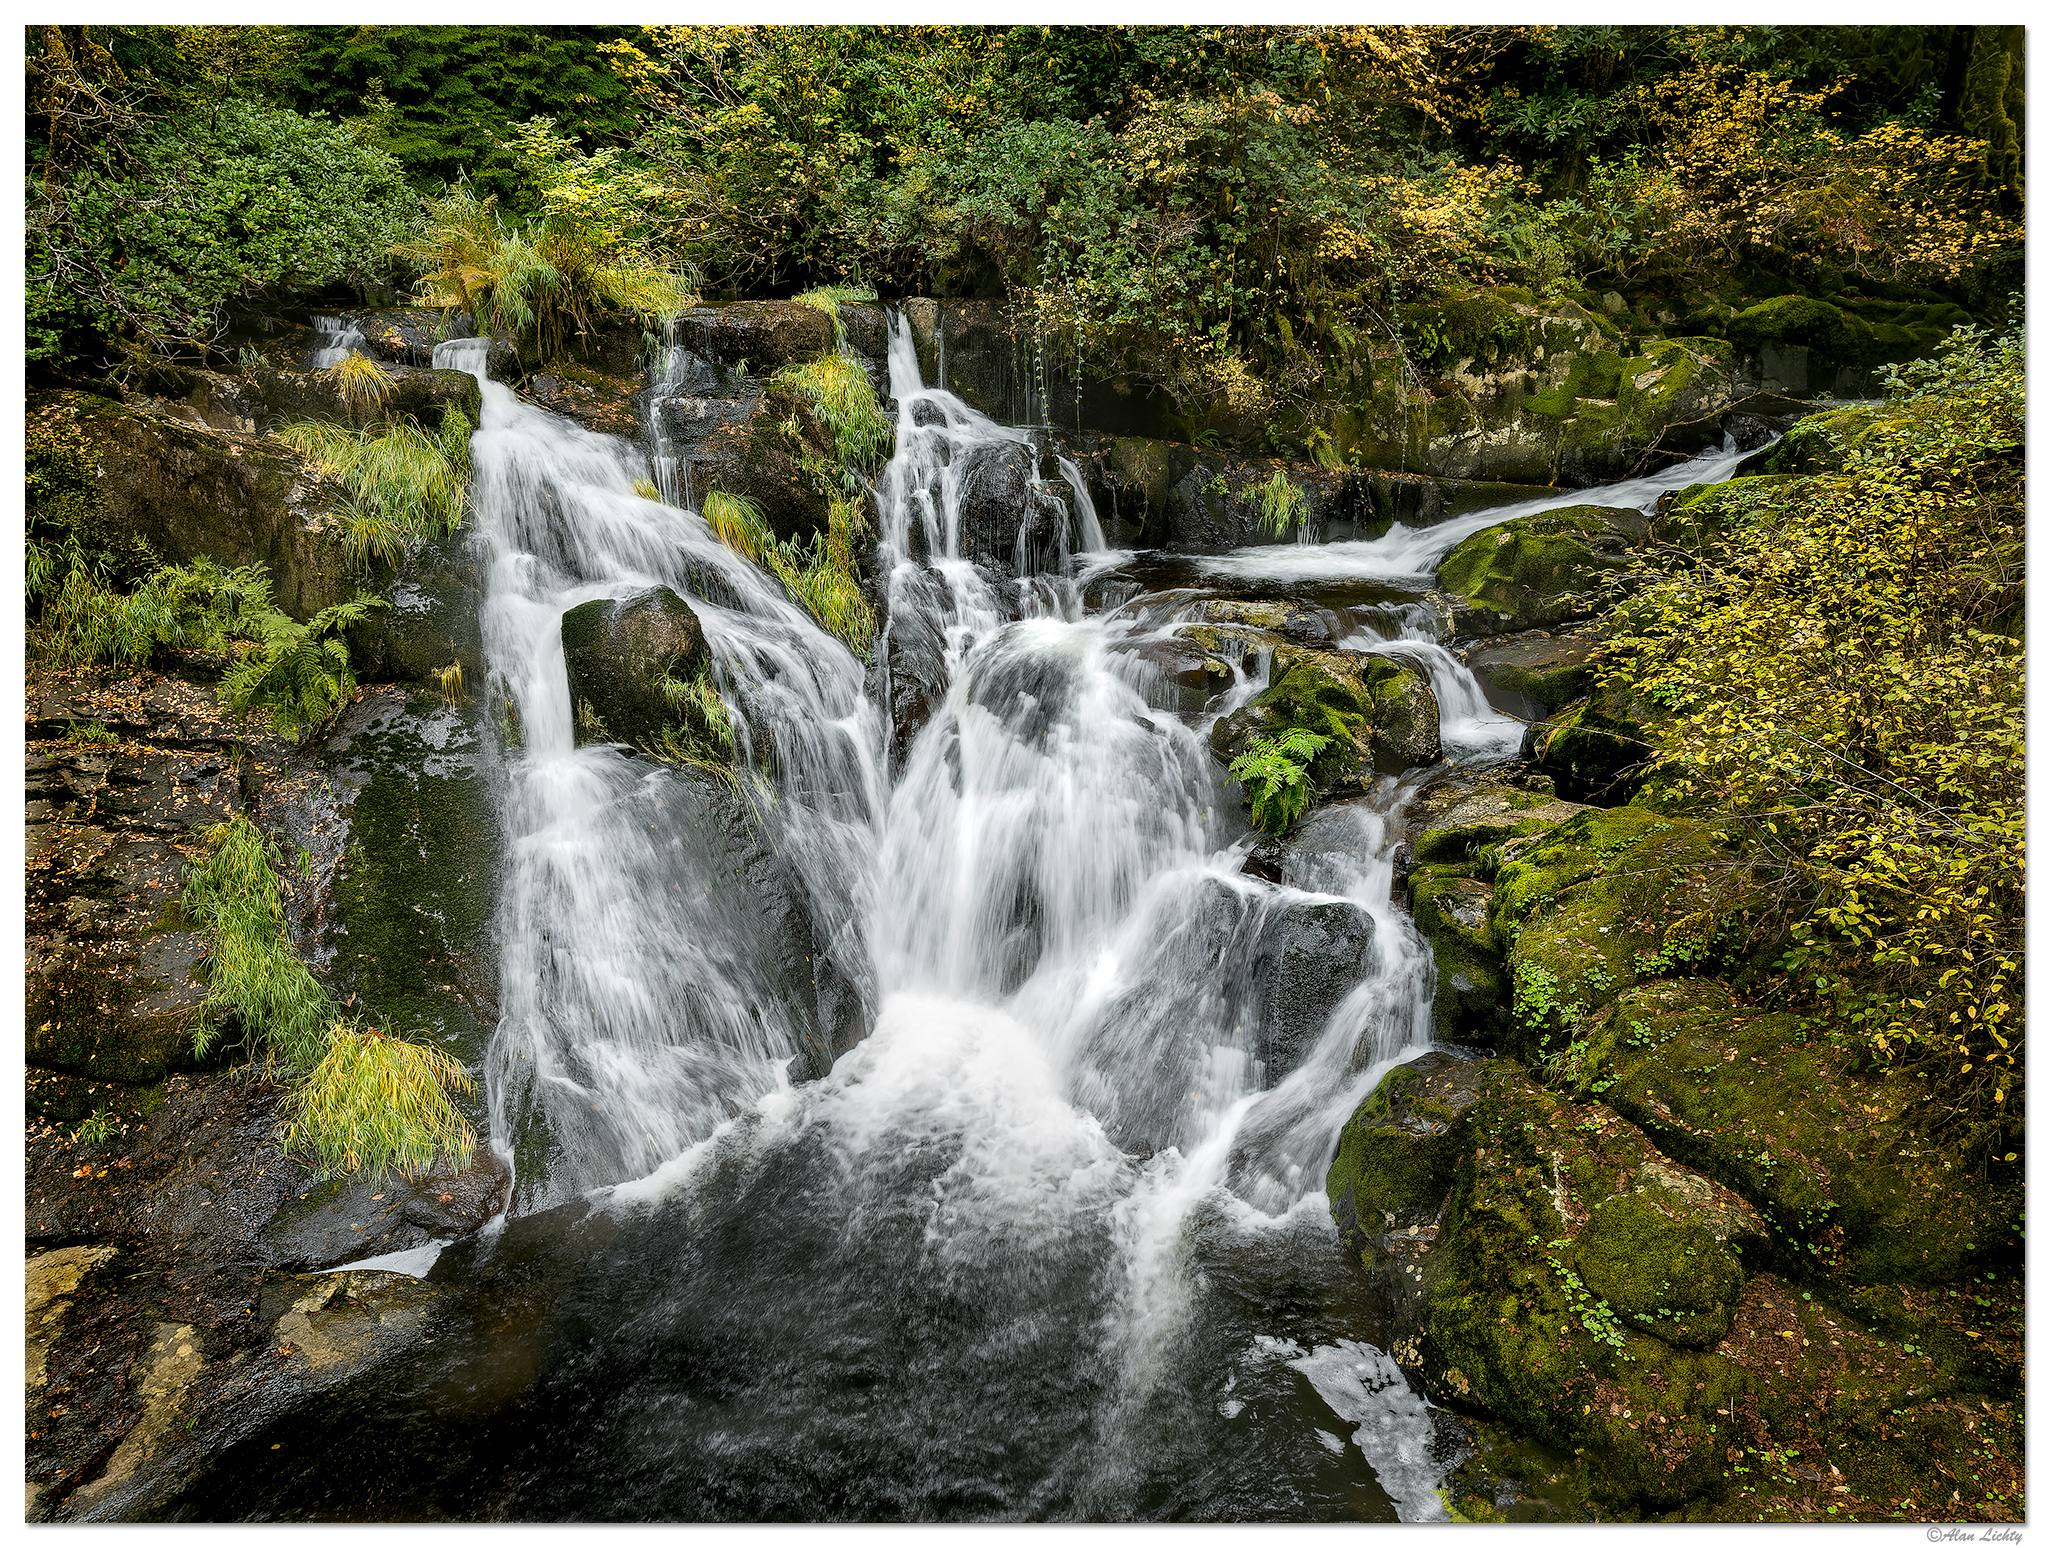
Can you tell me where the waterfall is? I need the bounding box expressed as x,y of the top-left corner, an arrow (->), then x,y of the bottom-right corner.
389,323 -> 1746,1520
310,313 -> 367,367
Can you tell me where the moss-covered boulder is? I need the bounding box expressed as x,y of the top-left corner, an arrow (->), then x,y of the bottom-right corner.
1436,506 -> 1640,637
1528,690 -> 1653,804
1571,1190 -> 1745,1349
672,300 -> 835,371
1487,807 -> 1730,1064
1210,646 -> 1440,790
560,589 -> 714,752
1462,631 -> 1597,714
1595,979 -> 2018,1290
1328,1049 -> 1490,1248
1648,475 -> 1799,552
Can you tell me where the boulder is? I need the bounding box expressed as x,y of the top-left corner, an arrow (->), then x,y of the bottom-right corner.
671,301 -> 834,371
559,589 -> 710,751
1463,631 -> 1598,715
239,362 -> 482,434
1251,896 -> 1375,1082
1435,505 -> 1641,638
1527,690 -> 1653,804
1210,646 -> 1441,799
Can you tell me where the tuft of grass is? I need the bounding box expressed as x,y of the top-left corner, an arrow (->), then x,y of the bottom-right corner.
64,720 -> 119,747
658,667 -> 733,754
793,283 -> 878,347
434,660 -> 466,706
700,489 -> 874,653
283,1026 -> 476,1181
702,489 -> 776,567
632,476 -> 661,502
74,1107 -> 117,1146
773,353 -> 893,472
277,410 -> 472,573
1254,469 -> 1307,539
181,814 -> 333,1070
323,352 -> 394,420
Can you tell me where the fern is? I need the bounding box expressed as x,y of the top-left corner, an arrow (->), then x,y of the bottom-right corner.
1229,727 -> 1332,835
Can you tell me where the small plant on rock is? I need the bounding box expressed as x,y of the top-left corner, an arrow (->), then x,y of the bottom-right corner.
1228,727 -> 1332,835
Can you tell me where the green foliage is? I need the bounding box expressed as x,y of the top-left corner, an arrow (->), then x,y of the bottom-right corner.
73,1107 -> 119,1147
282,1026 -> 476,1180
1253,469 -> 1306,537
277,411 -> 472,571
273,26 -> 644,203
393,180 -> 696,358
181,814 -> 333,1070
217,595 -> 385,743
1228,727 -> 1332,835
29,554 -> 382,744
771,353 -> 894,474
28,96 -> 418,368
1604,322 -> 2023,1152
701,489 -> 876,653
64,721 -> 120,748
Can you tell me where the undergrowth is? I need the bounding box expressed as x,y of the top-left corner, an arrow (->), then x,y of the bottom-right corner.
26,554 -> 382,743
276,410 -> 472,572
183,813 -> 475,1179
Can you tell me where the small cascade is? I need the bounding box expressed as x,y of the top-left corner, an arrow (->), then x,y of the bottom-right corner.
310,313 -> 367,368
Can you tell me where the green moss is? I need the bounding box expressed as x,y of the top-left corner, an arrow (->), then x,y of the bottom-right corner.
1573,1191 -> 1744,1349
1211,646 -> 1435,791
1408,868 -> 1509,1041
1435,508 -> 1634,633
1529,693 -> 1653,804
1400,286 -> 1535,369
1726,296 -> 1877,364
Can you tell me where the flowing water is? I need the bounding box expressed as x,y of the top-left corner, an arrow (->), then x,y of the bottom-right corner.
206,325 -> 1743,1521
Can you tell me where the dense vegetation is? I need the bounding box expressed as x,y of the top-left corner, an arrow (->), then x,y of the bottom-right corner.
1607,324 -> 2023,1156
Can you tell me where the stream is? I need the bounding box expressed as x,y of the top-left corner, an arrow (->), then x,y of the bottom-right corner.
169,317 -> 1747,1522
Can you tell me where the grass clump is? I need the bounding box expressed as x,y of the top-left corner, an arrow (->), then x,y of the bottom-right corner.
1229,727 -> 1332,835
1255,469 -> 1307,539
276,410 -> 472,573
182,812 -> 477,1180
181,814 -> 333,1070
323,352 -> 394,420
701,489 -> 875,653
773,353 -> 893,473
283,1027 -> 476,1180
793,283 -> 878,346
394,183 -> 696,360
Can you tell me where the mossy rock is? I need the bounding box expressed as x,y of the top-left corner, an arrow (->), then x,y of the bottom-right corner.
1209,646 -> 1440,790
1571,1190 -> 1744,1349
560,589 -> 712,752
1726,296 -> 1876,363
1435,507 -> 1638,637
1488,807 -> 1730,1062
1462,631 -> 1597,714
1421,1067 -> 1760,1512
1528,692 -> 1652,804
1598,980 -> 2018,1288
1398,285 -> 1535,370
1409,773 -> 1592,866
1327,1050 -> 1490,1252
1407,868 -> 1509,1042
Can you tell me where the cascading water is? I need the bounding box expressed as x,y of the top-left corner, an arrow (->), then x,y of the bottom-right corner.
310,313 -> 367,367
225,324 -> 1744,1522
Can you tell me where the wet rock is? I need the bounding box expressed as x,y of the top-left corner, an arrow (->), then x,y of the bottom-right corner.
263,1149 -> 510,1272
671,300 -> 834,371
351,308 -> 458,367
26,1246 -> 121,1391
560,589 -> 709,750
946,433 -> 1078,579
343,524 -> 485,689
1435,505 -> 1642,638
1124,635 -> 1234,714
1251,896 -> 1376,1083
1463,631 -> 1597,716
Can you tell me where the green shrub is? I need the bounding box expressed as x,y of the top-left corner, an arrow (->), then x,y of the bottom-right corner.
27,98 -> 419,367
393,181 -> 695,358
